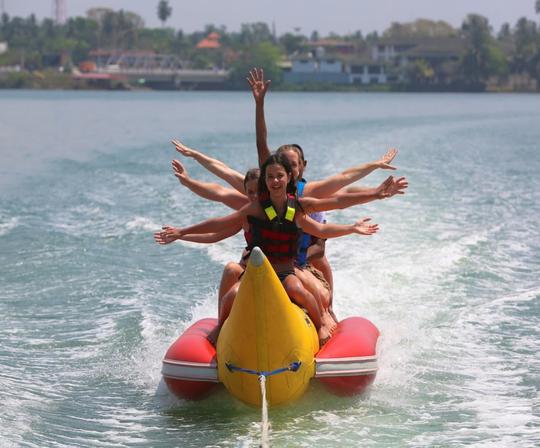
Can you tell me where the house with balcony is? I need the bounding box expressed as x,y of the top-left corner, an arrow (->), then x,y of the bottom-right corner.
372,36 -> 465,84
283,45 -> 387,86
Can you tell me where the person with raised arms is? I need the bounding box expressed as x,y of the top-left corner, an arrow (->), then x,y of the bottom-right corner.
247,67 -> 400,317
155,153 -> 407,345
169,138 -> 401,326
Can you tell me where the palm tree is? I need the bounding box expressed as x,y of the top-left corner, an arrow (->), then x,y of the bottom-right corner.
157,0 -> 172,27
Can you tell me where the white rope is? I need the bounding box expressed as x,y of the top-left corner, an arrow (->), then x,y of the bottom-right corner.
259,374 -> 269,448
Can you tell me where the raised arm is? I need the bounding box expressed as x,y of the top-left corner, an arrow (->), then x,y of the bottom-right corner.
172,160 -> 248,210
247,68 -> 271,166
304,148 -> 398,198
172,139 -> 245,193
154,225 -> 242,245
300,215 -> 379,240
300,175 -> 408,214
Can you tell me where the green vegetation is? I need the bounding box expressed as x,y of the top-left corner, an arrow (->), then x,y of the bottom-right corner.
0,2 -> 539,91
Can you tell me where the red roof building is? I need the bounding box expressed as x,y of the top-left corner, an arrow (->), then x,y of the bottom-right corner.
196,33 -> 221,49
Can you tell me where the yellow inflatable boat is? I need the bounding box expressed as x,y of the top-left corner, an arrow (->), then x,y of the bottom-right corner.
162,247 -> 379,406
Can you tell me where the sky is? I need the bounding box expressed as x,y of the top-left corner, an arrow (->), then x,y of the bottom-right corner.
3,1 -> 539,36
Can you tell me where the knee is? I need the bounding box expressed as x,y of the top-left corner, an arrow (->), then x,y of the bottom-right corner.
284,280 -> 306,302
223,262 -> 242,278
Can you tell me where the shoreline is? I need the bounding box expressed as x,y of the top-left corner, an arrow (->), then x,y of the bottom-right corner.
1,70 -> 538,94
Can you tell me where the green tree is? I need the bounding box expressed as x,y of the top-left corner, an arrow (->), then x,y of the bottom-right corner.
497,23 -> 511,41
228,41 -> 282,88
384,19 -> 456,38
405,59 -> 435,85
279,32 -> 305,54
239,22 -> 273,46
157,1 -> 172,27
460,14 -> 497,86
512,18 -> 538,73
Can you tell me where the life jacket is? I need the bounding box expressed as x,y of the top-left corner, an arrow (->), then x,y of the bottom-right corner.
295,179 -> 311,266
246,193 -> 300,263
295,179 -> 326,267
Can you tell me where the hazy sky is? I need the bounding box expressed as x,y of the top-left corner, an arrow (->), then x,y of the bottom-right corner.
4,1 -> 539,35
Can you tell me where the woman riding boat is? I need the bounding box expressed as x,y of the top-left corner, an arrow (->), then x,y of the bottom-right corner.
155,153 -> 407,344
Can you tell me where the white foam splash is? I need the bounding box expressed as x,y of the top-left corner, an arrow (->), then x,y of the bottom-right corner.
0,217 -> 19,236
126,216 -> 160,232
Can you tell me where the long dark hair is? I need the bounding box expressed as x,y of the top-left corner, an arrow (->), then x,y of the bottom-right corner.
258,153 -> 297,197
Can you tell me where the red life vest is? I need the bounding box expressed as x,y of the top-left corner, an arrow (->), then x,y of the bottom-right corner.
246,194 -> 300,263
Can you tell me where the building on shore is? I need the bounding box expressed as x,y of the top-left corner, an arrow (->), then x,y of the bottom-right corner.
283,36 -> 465,87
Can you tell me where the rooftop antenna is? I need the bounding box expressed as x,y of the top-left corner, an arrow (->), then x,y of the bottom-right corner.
53,0 -> 66,24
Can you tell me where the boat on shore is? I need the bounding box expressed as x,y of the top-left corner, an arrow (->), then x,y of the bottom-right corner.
162,247 -> 379,406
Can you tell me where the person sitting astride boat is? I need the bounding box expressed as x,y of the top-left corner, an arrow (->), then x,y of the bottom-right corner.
170,136 -> 399,323
155,153 -> 407,345
247,67 -> 399,318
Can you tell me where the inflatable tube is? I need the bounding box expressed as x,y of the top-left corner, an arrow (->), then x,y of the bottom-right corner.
161,247 -> 380,405
315,317 -> 379,396
162,318 -> 219,400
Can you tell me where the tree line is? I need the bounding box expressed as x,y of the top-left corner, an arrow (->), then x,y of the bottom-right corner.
0,1 -> 539,90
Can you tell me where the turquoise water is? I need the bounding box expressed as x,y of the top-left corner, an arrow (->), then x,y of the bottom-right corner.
1,90 -> 539,447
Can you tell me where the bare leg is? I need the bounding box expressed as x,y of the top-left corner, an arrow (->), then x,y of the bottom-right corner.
295,267 -> 331,310
208,276 -> 241,346
311,256 -> 333,291
310,256 -> 336,321
218,262 -> 244,299
282,275 -> 334,345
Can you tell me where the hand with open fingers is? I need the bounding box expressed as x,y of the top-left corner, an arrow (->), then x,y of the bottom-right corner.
154,225 -> 182,245
247,67 -> 271,103
376,176 -> 395,198
171,139 -> 198,158
387,176 -> 408,197
377,148 -> 398,170
353,217 -> 379,235
172,159 -> 188,183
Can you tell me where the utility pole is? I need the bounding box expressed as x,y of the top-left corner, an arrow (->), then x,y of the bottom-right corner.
53,0 -> 66,25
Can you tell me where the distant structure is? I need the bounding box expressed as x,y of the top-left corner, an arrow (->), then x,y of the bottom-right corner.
53,0 -> 66,25
196,32 -> 221,49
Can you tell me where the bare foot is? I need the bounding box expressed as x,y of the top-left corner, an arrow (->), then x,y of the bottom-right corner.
206,325 -> 221,346
321,310 -> 337,335
318,325 -> 332,347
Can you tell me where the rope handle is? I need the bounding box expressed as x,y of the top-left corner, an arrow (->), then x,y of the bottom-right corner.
226,361 -> 301,377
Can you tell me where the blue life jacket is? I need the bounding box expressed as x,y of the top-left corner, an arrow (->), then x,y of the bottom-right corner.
296,179 -> 326,267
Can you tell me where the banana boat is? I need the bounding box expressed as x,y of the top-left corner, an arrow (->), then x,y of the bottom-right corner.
162,247 -> 379,406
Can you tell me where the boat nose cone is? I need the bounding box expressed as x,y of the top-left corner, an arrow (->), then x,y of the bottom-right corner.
250,246 -> 265,267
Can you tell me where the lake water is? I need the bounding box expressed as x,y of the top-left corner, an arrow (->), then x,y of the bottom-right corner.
1,90 -> 539,447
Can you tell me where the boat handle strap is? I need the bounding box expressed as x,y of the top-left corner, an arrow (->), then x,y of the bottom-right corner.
225,361 -> 301,377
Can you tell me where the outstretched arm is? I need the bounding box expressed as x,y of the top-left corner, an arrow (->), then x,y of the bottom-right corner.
300,215 -> 379,240
304,148 -> 398,198
247,67 -> 271,166
172,139 -> 245,193
300,175 -> 408,214
159,203 -> 251,241
154,225 -> 242,245
172,160 -> 248,210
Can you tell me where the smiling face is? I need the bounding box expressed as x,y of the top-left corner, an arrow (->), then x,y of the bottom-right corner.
265,163 -> 291,197
258,153 -> 296,199
280,148 -> 305,180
